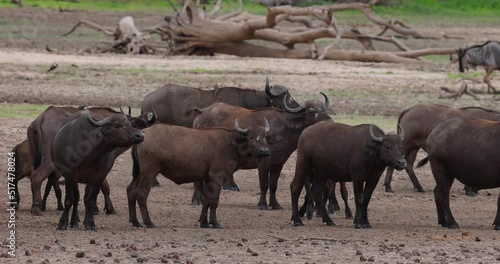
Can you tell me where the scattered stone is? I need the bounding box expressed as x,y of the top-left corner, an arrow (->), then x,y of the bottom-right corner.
90,239 -> 96,244
104,252 -> 112,257
76,250 -> 86,258
399,243 -> 405,247
160,258 -> 169,263
355,250 -> 363,255
247,248 -> 259,256
25,249 -> 32,256
359,256 -> 367,262
113,259 -> 120,263
137,257 -> 147,263
130,252 -> 139,258
414,259 -> 421,263
89,259 -> 97,263
26,259 -> 33,263
277,238 -> 284,243
54,239 -> 59,243
43,245 -> 51,250
461,231 -> 470,237
311,241 -> 318,245
210,260 -> 216,263
106,243 -> 114,249
367,256 -> 375,262
241,238 -> 248,243
60,246 -> 66,252
475,237 -> 481,242
41,260 -> 49,264
206,238 -> 215,243
236,243 -> 243,247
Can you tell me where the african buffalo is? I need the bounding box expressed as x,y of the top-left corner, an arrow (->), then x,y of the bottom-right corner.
52,110 -> 144,231
384,104 -> 500,194
27,106 -> 155,215
141,78 -> 299,127
290,123 -> 405,228
418,117 -> 500,230
458,40 -> 500,93
192,93 -> 331,210
127,119 -> 271,228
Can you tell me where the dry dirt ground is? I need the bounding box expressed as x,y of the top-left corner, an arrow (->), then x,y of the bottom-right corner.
1,7 -> 500,264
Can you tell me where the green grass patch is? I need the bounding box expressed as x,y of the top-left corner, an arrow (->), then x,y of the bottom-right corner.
423,55 -> 451,63
333,114 -> 396,132
447,71 -> 484,80
0,103 -> 48,118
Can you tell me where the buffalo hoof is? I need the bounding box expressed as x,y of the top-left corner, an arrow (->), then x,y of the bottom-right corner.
384,185 -> 394,193
447,224 -> 459,229
345,210 -> 353,219
326,221 -> 336,226
494,225 -> 500,231
415,186 -> 425,193
200,222 -> 211,228
293,221 -> 304,227
31,205 -> 42,216
355,223 -> 371,229
130,220 -> 143,227
105,208 -> 116,215
56,225 -> 68,231
41,205 -> 47,212
270,204 -> 283,210
144,222 -> 156,228
258,205 -> 269,210
222,183 -> 240,192
464,191 -> 477,197
70,223 -> 79,229
57,204 -> 64,211
210,223 -> 222,229
152,179 -> 160,187
85,225 -> 97,231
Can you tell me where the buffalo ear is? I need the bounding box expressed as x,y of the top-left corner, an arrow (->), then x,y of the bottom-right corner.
267,134 -> 282,145
364,144 -> 378,157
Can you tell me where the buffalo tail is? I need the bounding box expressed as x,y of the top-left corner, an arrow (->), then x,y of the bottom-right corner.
415,156 -> 429,168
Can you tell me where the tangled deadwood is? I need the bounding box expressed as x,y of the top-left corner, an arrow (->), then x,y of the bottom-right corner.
62,0 -> 461,63
440,82 -> 480,100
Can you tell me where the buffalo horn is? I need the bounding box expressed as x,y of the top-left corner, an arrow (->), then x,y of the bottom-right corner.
128,106 -> 132,117
119,106 -> 125,115
283,95 -> 304,113
234,119 -> 248,134
83,110 -> 107,127
149,107 -> 158,122
264,117 -> 270,132
265,76 -> 272,97
369,124 -> 383,143
320,92 -> 329,112
397,124 -> 404,140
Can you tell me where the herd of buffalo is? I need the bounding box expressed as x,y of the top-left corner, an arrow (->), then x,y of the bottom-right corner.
9,42 -> 500,231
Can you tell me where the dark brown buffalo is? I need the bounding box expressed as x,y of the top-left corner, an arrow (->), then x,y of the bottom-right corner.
418,118 -> 500,230
384,104 -> 500,194
127,120 -> 271,228
290,122 -> 405,228
52,110 -> 144,231
192,94 -> 331,210
27,106 -> 155,215
141,78 -> 298,127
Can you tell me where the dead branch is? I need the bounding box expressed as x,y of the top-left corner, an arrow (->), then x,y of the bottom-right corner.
439,82 -> 480,100
62,19 -> 116,37
11,0 -> 23,7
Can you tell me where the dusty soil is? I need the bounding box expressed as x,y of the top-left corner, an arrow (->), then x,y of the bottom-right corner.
1,7 -> 500,264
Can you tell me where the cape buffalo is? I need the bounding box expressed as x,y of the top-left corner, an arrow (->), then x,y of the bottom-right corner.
127,120 -> 271,228
418,117 -> 500,230
141,77 -> 299,127
384,104 -> 500,194
27,106 -> 155,215
458,40 -> 500,93
192,93 -> 331,210
290,122 -> 405,228
52,110 -> 144,231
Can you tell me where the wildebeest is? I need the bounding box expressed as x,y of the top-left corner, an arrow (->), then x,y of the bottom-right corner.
192,94 -> 331,210
383,104 -> 500,194
27,106 -> 155,215
141,78 -> 299,127
458,40 -> 500,93
418,117 -> 500,230
290,122 -> 405,228
127,120 -> 271,228
52,110 -> 144,231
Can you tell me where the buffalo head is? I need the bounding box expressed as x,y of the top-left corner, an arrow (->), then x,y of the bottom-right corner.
283,93 -> 332,127
234,118 -> 271,157
264,77 -> 301,109
85,111 -> 144,147
367,124 -> 405,171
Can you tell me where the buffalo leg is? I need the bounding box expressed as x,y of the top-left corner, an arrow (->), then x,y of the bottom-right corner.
405,149 -> 425,192
357,177 -> 379,228
340,182 -> 352,219
257,163 -> 270,210
152,177 -> 160,187
311,175 -> 334,226
327,181 -> 340,213
494,193 -> 500,230
136,183 -> 155,228
41,175 -> 55,212
126,176 -> 141,227
298,182 -> 314,220
290,155 -> 310,226
268,165 -> 284,210
383,167 -> 395,192
30,161 -> 54,215
57,178 -> 75,231
101,179 -> 115,214
69,184 -> 80,228
191,182 -> 203,205
430,161 -> 458,228
207,183 -> 222,229
222,175 -> 240,192
83,183 -> 100,231
52,174 -> 64,211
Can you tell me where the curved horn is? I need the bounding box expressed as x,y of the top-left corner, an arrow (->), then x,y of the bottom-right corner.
369,124 -> 383,143
265,76 -> 272,97
234,119 -> 248,134
119,106 -> 125,115
320,92 -> 329,112
264,117 -> 270,132
283,95 -> 304,113
83,110 -> 107,127
397,124 -> 404,140
128,106 -> 132,117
